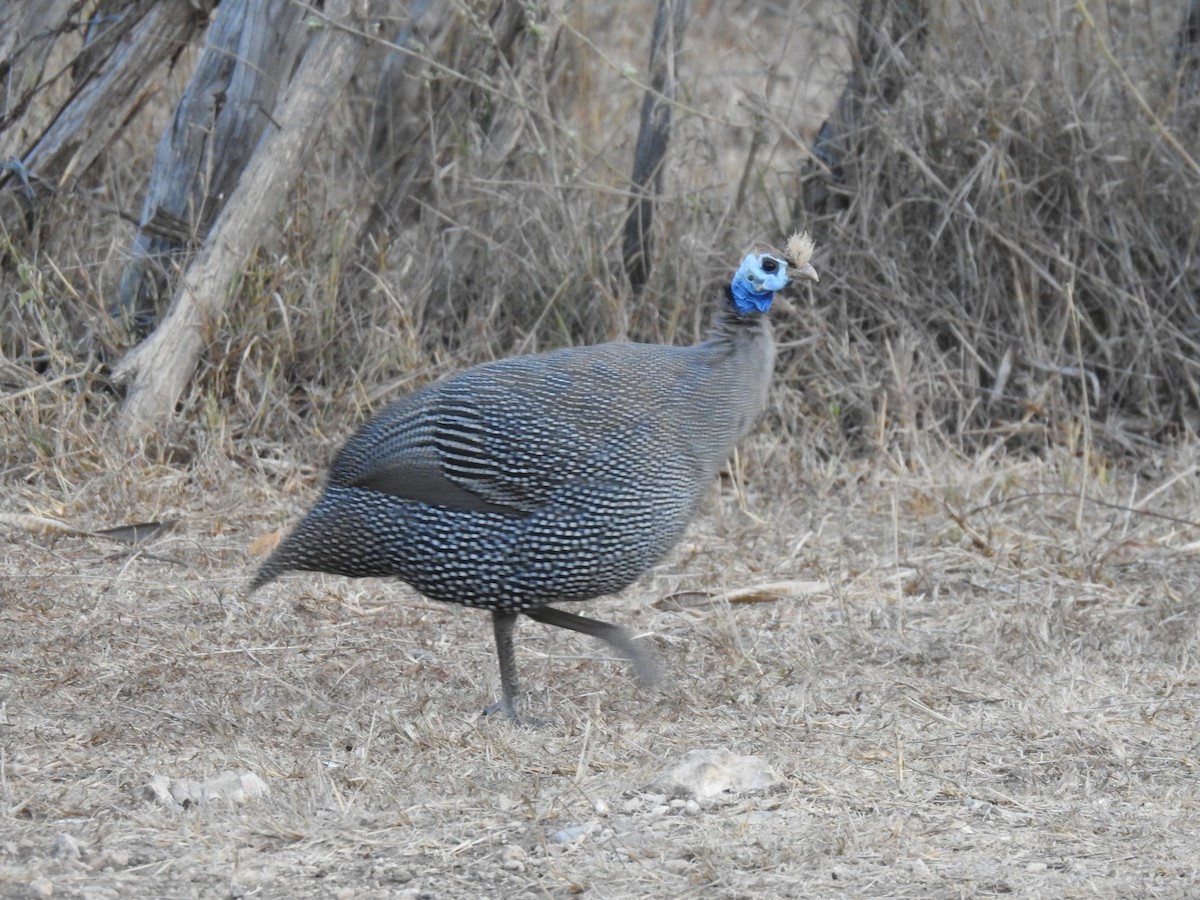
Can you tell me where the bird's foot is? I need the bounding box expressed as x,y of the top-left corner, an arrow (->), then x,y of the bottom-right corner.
482,697 -> 549,728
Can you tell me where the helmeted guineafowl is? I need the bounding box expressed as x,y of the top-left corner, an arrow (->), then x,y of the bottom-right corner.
251,235 -> 818,720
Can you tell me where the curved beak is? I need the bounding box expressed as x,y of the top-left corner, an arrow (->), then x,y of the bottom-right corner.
794,262 -> 819,284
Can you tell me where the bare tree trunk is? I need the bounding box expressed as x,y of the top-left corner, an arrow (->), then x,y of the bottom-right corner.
621,0 -> 688,296
115,0 -> 305,331
0,1 -> 215,213
114,1 -> 372,437
1179,0 -> 1200,94
800,0 -> 928,218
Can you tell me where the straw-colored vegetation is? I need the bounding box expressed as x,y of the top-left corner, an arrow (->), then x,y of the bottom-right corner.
2,0 -> 1200,896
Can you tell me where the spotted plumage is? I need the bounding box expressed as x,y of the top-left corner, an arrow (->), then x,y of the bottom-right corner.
251,236 -> 818,720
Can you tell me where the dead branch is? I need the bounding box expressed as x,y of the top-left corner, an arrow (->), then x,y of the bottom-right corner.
114,0 -> 372,437
114,0 -> 304,331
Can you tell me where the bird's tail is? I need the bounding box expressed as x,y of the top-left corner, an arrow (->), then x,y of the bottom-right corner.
246,487 -> 406,594
247,558 -> 282,594
247,514 -> 311,594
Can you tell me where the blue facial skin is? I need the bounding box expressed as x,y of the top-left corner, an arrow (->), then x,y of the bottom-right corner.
729,253 -> 790,314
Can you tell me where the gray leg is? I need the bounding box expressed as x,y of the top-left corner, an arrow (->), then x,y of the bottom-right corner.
489,610 -> 522,720
524,606 -> 658,689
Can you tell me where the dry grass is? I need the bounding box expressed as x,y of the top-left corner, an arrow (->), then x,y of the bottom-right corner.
3,438 -> 1200,897
4,0 -> 1200,896
795,1 -> 1200,447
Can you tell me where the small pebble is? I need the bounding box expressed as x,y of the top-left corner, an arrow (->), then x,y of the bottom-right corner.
370,865 -> 413,884
683,799 -> 701,816
1026,862 -> 1048,873
29,878 -> 53,898
593,799 -> 609,816
548,824 -> 589,844
51,833 -> 80,861
494,795 -> 522,812
905,858 -> 932,878
335,888 -> 354,900
502,845 -> 527,863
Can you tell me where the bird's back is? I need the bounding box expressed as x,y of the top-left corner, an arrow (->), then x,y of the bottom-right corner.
334,335 -> 772,501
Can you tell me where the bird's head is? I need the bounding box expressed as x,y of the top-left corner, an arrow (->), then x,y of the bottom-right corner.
729,232 -> 819,314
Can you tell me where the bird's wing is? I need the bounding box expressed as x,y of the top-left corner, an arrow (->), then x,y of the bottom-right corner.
329,391 -> 533,516
329,346 -> 693,515
349,454 -> 526,516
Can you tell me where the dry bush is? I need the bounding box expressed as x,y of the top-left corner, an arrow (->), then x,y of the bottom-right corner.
792,1 -> 1200,453
2,0 -> 1198,470
4,0 -> 845,471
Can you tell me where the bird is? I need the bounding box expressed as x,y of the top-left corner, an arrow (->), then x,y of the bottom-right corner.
250,234 -> 818,720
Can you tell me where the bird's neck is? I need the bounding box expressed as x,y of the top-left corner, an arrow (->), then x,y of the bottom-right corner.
706,285 -> 774,348
695,285 -> 777,442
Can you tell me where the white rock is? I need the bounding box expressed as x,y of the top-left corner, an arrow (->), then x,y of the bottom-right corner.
134,775 -> 173,805
196,770 -> 270,804
650,748 -> 782,801
169,777 -> 204,806
138,770 -> 269,807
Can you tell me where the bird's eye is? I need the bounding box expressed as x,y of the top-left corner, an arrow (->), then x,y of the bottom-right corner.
761,257 -> 779,273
